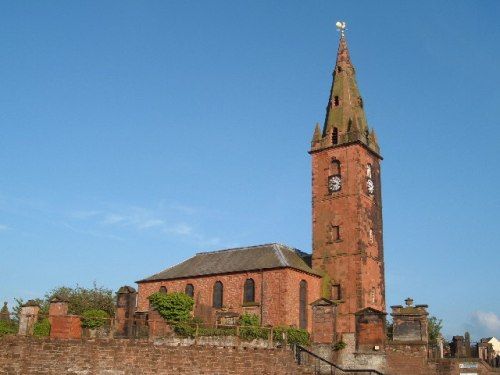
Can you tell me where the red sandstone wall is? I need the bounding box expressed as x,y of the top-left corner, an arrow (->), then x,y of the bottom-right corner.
137,268 -> 321,332
386,342 -> 436,375
0,336 -> 311,375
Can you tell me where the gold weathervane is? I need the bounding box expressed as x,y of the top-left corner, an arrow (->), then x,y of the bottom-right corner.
336,21 -> 347,37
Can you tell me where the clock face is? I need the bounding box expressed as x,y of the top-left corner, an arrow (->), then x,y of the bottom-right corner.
328,175 -> 342,192
367,178 -> 375,195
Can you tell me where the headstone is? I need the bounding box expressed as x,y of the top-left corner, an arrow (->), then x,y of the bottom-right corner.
355,307 -> 387,352
390,298 -> 429,342
115,286 -> 137,337
311,298 -> 337,344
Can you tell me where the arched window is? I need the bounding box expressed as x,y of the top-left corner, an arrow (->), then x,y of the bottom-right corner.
331,159 -> 340,175
185,284 -> 194,298
332,127 -> 339,145
299,280 -> 307,329
334,96 -> 340,106
213,281 -> 223,308
159,286 -> 167,294
243,278 -> 255,303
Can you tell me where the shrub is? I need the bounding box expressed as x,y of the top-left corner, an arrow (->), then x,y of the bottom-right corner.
33,318 -> 51,337
148,292 -> 194,322
0,321 -> 17,336
273,326 -> 310,346
81,309 -> 109,329
239,313 -> 268,341
332,340 -> 347,351
200,326 -> 236,337
174,323 -> 196,337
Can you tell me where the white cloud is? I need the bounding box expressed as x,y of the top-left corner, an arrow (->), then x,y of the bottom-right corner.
66,203 -> 227,249
472,311 -> 500,332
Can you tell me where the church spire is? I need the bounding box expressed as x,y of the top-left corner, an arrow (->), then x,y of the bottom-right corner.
311,26 -> 380,155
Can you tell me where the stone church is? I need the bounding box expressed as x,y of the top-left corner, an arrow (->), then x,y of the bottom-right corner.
136,31 -> 387,351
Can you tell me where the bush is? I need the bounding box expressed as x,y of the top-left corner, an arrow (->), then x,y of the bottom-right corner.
200,326 -> 236,337
81,309 -> 109,329
33,319 -> 51,337
174,323 -> 196,337
0,321 -> 17,336
273,326 -> 310,346
148,292 -> 194,322
332,340 -> 347,351
239,313 -> 268,341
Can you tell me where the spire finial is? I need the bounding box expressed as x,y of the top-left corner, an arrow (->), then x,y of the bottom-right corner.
336,21 -> 347,37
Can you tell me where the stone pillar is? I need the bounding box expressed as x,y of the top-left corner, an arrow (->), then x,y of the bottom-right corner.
115,286 -> 137,337
451,336 -> 466,358
437,336 -> 444,359
390,298 -> 428,343
464,331 -> 471,357
18,300 -> 40,335
48,296 -> 69,321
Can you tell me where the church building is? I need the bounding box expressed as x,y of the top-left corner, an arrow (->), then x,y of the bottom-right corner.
136,29 -> 386,347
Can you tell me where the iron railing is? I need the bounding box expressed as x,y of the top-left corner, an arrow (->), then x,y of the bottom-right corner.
293,345 -> 384,375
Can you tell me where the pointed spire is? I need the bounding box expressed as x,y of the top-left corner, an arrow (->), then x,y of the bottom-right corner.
311,28 -> 379,154
311,123 -> 321,146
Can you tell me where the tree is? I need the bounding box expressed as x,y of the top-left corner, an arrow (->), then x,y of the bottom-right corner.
46,284 -> 115,316
14,283 -> 115,318
428,316 -> 443,345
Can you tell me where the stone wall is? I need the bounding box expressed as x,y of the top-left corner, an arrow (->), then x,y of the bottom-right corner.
0,336 -> 311,375
385,341 -> 436,375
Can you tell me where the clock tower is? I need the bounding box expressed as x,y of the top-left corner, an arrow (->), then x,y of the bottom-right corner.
310,32 -> 385,334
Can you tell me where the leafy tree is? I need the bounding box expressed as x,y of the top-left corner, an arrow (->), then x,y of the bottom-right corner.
81,309 -> 109,329
386,318 -> 393,339
14,283 -> 115,319
148,292 -> 194,322
46,284 -> 115,316
428,316 -> 443,345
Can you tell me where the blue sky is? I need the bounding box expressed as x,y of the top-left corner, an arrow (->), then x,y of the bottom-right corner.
1,1 -> 499,341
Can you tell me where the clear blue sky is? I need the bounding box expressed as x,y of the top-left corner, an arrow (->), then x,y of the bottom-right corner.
1,1 -> 499,341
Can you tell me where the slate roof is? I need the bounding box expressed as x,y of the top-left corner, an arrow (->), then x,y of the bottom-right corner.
137,243 -> 321,282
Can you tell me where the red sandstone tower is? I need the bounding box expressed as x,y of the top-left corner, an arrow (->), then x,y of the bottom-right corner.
310,32 -> 386,334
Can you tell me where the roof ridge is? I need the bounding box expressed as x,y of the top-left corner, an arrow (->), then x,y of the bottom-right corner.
196,242 -> 280,255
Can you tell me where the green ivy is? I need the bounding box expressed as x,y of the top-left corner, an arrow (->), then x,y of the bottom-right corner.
148,292 -> 194,322
81,309 -> 109,329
